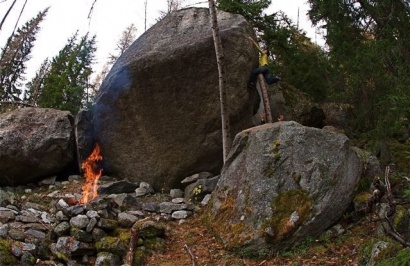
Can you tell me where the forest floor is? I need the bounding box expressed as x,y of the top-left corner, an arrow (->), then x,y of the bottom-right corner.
144,207 -> 381,266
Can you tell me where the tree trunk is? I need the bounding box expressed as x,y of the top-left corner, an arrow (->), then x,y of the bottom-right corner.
208,0 -> 231,162
0,0 -> 18,32
258,74 -> 273,123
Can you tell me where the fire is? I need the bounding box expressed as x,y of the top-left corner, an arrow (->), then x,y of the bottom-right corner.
80,143 -> 103,204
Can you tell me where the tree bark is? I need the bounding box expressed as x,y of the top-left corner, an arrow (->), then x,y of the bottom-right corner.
208,0 -> 231,162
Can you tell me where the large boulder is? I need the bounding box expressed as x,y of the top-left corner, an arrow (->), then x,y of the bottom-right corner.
206,121 -> 362,257
0,108 -> 75,186
93,8 -> 258,190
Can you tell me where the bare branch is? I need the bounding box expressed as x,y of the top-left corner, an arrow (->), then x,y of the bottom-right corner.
184,244 -> 197,266
0,0 -> 17,32
87,0 -> 97,19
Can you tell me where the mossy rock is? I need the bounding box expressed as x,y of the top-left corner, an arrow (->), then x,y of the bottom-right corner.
263,189 -> 312,244
95,236 -> 127,256
353,191 -> 373,212
377,246 -> 410,266
132,220 -> 165,239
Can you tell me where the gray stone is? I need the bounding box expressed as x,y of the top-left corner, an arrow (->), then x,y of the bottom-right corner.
97,180 -> 139,194
0,210 -> 15,223
25,228 -> 46,240
54,221 -> 71,237
54,236 -> 95,258
171,198 -> 185,204
86,217 -> 98,233
184,176 -> 220,202
118,212 -> 138,228
135,187 -> 148,197
201,194 -> 212,206
0,108 -> 75,186
159,202 -> 186,214
70,228 -> 93,243
170,189 -> 184,199
70,215 -> 89,229
139,182 -> 154,194
181,172 -> 213,184
93,7 -> 257,191
142,202 -> 159,213
172,210 -> 192,220
0,223 -> 9,237
207,121 -> 363,257
95,252 -> 121,266
92,228 -> 108,242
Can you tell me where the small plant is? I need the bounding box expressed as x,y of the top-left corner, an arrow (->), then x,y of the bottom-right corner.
193,185 -> 202,196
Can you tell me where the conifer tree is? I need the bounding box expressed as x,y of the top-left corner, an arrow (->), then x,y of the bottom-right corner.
24,59 -> 50,106
0,8 -> 48,102
38,32 -> 96,114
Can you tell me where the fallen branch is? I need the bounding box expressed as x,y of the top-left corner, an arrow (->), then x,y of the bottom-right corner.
125,227 -> 139,265
380,165 -> 410,247
184,244 -> 197,266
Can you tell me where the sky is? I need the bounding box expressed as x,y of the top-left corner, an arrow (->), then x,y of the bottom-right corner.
0,0 -> 324,82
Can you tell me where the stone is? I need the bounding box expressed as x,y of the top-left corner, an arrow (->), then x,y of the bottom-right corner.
169,189 -> 184,199
171,211 -> 191,220
207,121 -> 363,257
54,221 -> 71,237
117,212 -> 138,228
92,7 -> 258,191
70,215 -> 89,229
0,108 -> 75,186
95,252 -> 121,266
97,180 -> 139,194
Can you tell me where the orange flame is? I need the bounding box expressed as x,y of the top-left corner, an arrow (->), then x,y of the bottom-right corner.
80,143 -> 103,204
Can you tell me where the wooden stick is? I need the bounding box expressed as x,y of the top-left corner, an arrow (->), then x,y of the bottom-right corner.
125,227 -> 139,265
184,244 -> 196,266
381,165 -> 410,247
257,74 -> 273,123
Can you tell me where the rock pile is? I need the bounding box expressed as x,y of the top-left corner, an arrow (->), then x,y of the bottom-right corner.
0,172 -> 218,265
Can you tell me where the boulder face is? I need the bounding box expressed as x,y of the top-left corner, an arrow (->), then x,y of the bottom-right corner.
0,108 -> 75,186
93,8 -> 258,190
206,121 -> 362,257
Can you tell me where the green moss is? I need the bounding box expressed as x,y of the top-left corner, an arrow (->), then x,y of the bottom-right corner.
393,205 -> 410,236
116,228 -> 132,243
132,247 -> 145,266
144,237 -> 166,252
263,189 -> 312,244
376,245 -> 410,266
0,239 -> 18,265
293,173 -> 302,185
202,191 -> 253,251
55,251 -> 69,262
264,139 -> 286,177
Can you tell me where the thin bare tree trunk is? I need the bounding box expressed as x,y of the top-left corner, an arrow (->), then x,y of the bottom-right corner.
257,74 -> 273,123
0,0 -> 18,32
11,0 -> 27,34
208,0 -> 231,162
144,0 -> 147,31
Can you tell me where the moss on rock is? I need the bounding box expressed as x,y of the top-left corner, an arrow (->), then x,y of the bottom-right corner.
263,189 -> 312,243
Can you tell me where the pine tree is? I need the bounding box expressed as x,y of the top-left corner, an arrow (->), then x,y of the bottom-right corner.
24,59 -> 50,106
38,32 -> 96,114
0,8 -> 48,102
